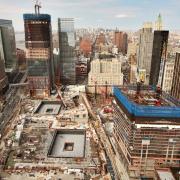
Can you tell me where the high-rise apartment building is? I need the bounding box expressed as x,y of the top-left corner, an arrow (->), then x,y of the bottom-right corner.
58,18 -> 76,85
114,31 -> 128,55
171,53 -> 180,100
23,6 -> 53,97
149,30 -> 169,86
0,19 -> 17,73
137,23 -> 153,84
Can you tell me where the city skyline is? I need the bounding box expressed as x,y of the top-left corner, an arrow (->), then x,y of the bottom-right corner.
0,0 -> 180,31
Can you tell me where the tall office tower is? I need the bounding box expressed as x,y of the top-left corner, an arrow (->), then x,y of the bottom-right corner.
0,28 -> 8,95
0,19 -> 17,74
58,18 -> 76,85
137,22 -> 153,84
114,31 -> 128,55
155,14 -> 163,30
23,4 -> 53,97
171,53 -> 180,100
149,31 -> 169,86
159,56 -> 175,93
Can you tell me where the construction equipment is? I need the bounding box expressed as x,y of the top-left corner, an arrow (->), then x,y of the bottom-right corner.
55,85 -> 67,108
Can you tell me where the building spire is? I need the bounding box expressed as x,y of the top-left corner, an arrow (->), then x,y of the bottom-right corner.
155,13 -> 163,30
34,0 -> 41,15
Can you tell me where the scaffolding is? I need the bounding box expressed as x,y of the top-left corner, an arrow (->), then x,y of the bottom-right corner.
113,87 -> 180,118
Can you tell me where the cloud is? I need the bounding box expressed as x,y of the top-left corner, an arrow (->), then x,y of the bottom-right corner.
74,17 -> 83,21
115,14 -> 135,18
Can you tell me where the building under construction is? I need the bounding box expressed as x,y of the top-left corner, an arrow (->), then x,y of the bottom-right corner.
113,86 -> 180,178
23,3 -> 53,97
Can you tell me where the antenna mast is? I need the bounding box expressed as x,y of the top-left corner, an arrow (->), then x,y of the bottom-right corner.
34,0 -> 42,15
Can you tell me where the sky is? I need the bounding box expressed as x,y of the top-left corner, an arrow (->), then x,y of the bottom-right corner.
0,0 -> 179,31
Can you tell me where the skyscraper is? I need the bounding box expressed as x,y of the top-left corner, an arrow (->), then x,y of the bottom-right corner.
58,18 -> 76,85
137,22 -> 153,84
23,4 -> 53,97
0,19 -> 17,73
171,52 -> 180,100
149,30 -> 169,86
0,28 -> 8,95
114,31 -> 128,55
155,14 -> 163,30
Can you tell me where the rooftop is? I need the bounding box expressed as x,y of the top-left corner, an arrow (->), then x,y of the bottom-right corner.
113,86 -> 180,119
23,14 -> 51,21
48,129 -> 86,158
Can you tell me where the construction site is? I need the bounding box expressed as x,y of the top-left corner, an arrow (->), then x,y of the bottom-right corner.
113,85 -> 180,179
0,72 -> 180,180
0,84 -> 116,180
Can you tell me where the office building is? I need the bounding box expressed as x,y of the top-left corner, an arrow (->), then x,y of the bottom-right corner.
149,30 -> 169,86
137,23 -> 153,84
93,32 -> 108,54
0,19 -> 17,74
113,86 -> 180,178
79,37 -> 92,57
58,18 -> 76,85
114,31 -> 128,55
16,48 -> 26,70
23,5 -> 53,97
88,58 -> 123,86
160,58 -> 175,93
171,53 -> 180,100
0,28 -> 8,95
76,56 -> 88,84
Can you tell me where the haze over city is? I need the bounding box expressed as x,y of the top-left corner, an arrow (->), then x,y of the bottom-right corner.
0,0 -> 180,31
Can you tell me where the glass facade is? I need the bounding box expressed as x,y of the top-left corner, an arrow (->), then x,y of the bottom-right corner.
149,30 -> 169,86
0,28 -> 8,93
58,18 -> 76,85
0,19 -> 17,71
23,14 -> 53,97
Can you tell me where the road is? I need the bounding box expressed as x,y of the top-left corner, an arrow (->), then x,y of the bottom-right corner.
82,93 -> 129,180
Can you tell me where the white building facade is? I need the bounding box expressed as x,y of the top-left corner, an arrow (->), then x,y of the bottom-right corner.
137,23 -> 154,84
88,58 -> 123,86
162,61 -> 175,93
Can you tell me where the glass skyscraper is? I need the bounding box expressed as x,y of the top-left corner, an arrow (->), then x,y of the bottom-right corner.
149,30 -> 169,86
0,19 -> 17,72
58,18 -> 76,85
0,28 -> 8,94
